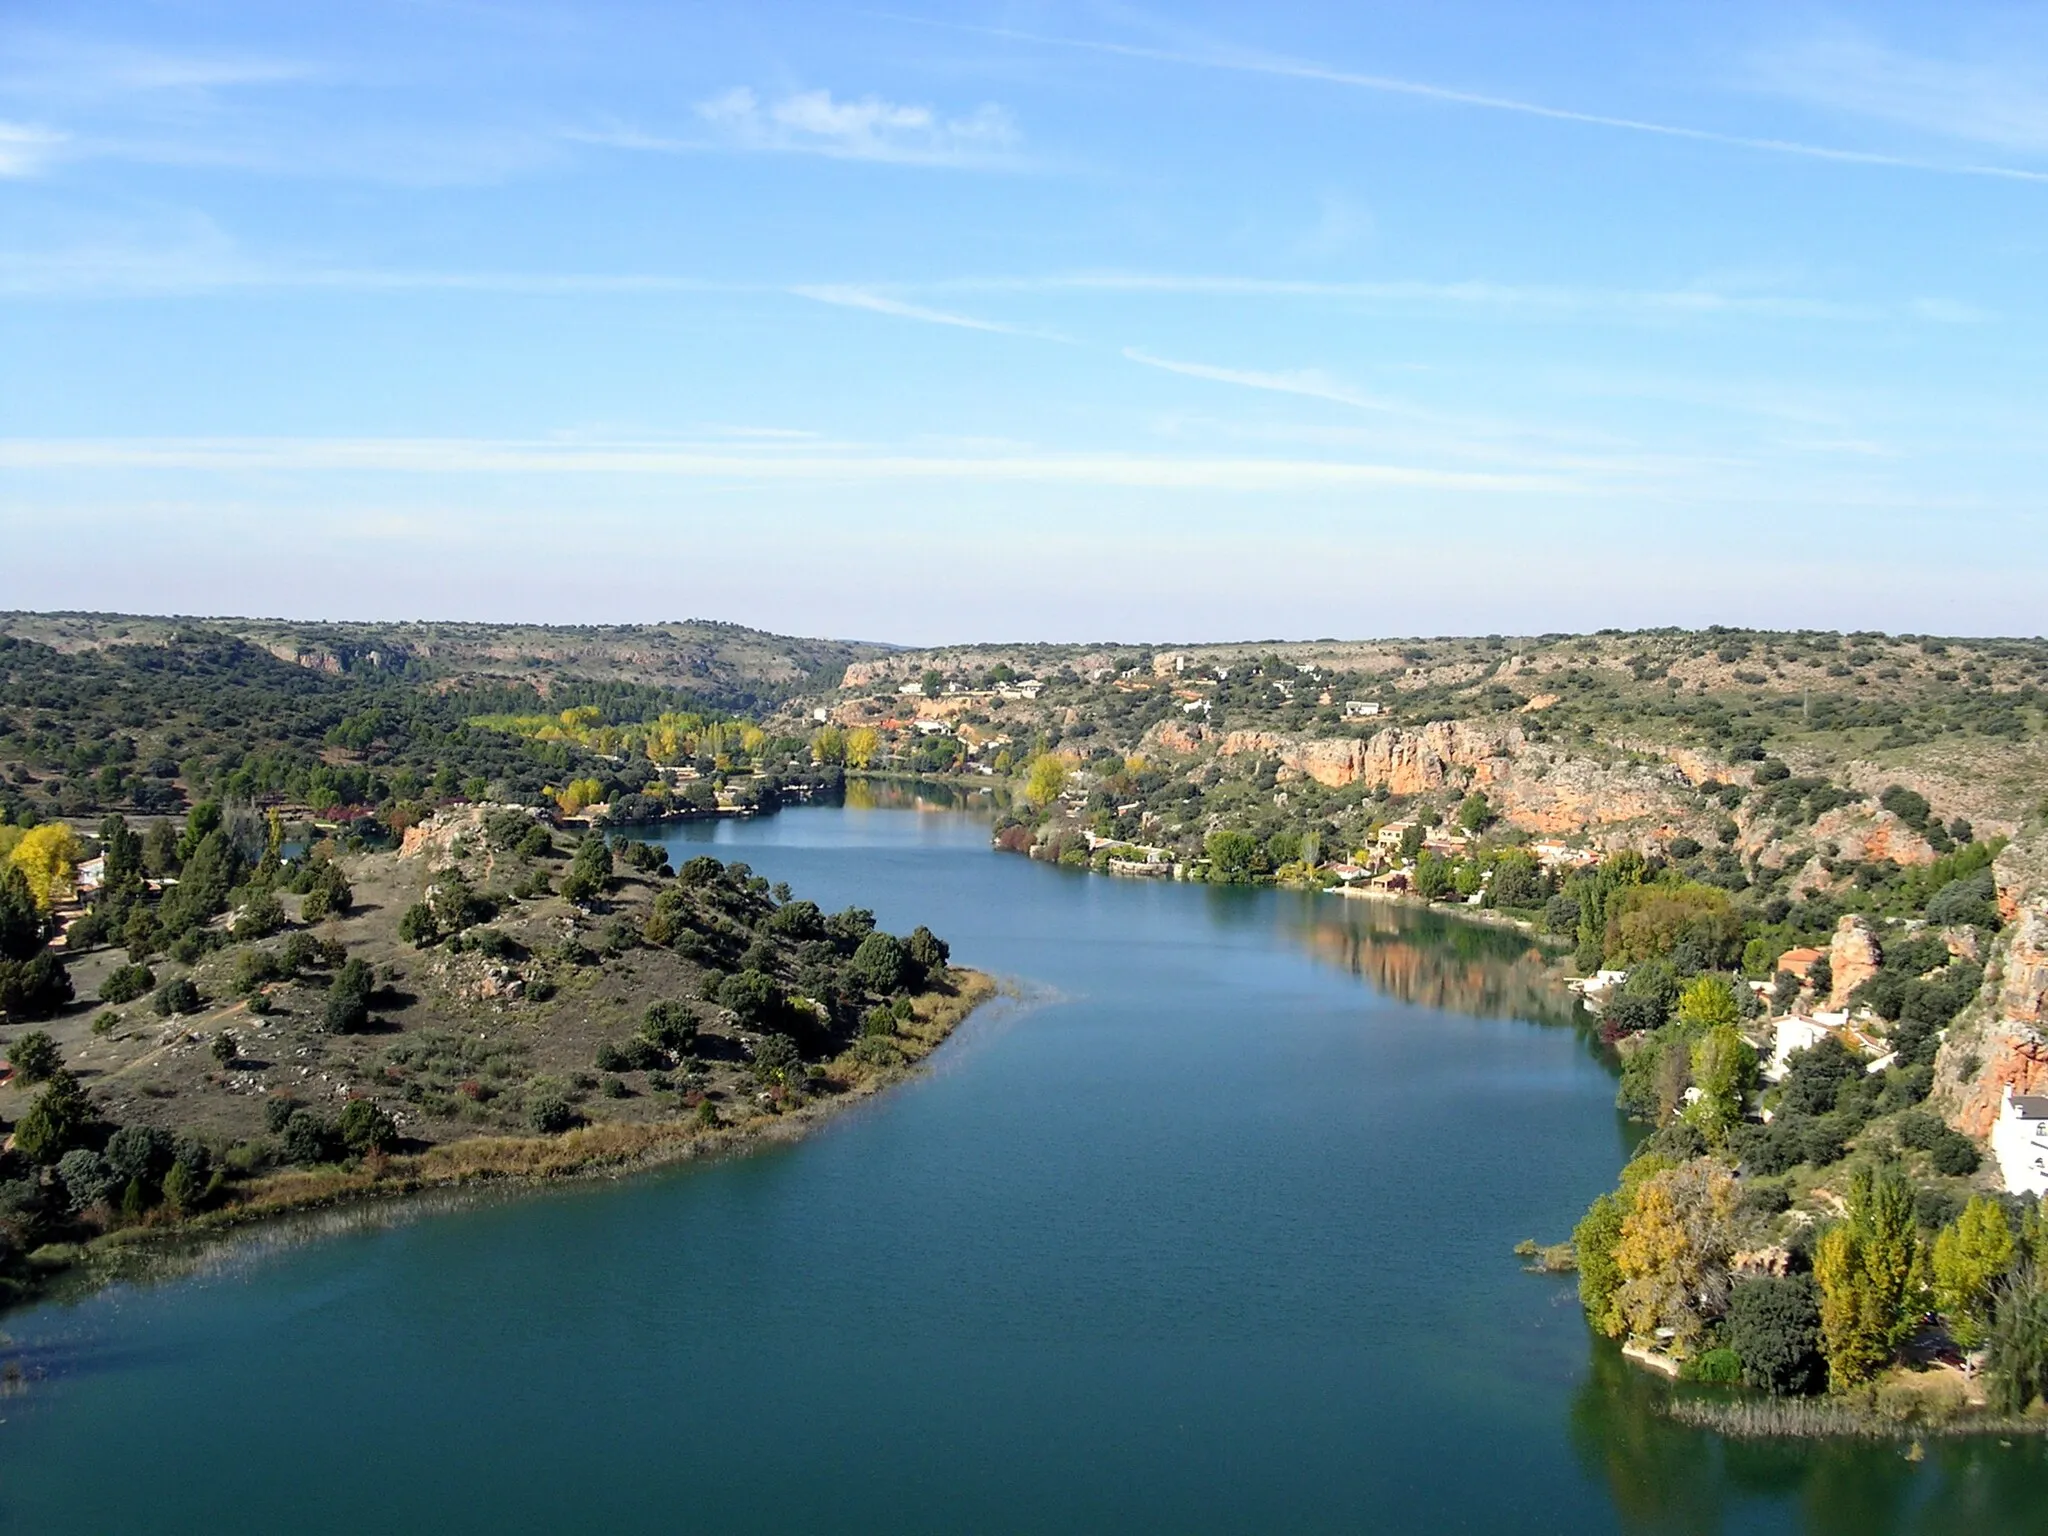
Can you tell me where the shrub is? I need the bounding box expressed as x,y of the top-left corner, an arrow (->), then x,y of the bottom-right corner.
153,976 -> 202,1016
5,1028 -> 61,1084
299,863 -> 353,921
750,1032 -> 802,1087
231,892 -> 286,942
1685,1347 -> 1743,1384
1726,1274 -> 1825,1395
56,1148 -> 120,1212
1930,1133 -> 1982,1177
528,1092 -> 575,1134
13,1076 -> 89,1162
99,962 -> 155,1004
323,958 -> 374,1033
211,1030 -> 238,1066
106,1123 -> 174,1185
280,1110 -> 341,1164
337,1098 -> 398,1154
641,1000 -> 696,1053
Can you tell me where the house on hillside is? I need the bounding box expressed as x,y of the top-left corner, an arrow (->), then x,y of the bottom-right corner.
1993,1086 -> 2048,1197
1343,700 -> 1382,718
1774,946 -> 1826,981
1765,1012 -> 1885,1081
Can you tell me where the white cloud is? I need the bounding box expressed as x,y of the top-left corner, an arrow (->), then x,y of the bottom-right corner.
0,122 -> 67,177
577,87 -> 1023,168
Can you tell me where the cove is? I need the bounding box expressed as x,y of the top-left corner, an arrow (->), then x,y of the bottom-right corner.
0,801 -> 2042,1534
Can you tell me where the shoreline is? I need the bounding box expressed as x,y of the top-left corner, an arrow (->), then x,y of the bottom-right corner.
12,969 -> 1001,1316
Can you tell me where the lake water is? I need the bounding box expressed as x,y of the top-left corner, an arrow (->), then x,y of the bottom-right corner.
1,801 -> 2042,1533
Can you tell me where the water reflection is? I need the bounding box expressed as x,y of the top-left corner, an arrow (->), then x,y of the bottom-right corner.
842,777 -> 997,813
1274,892 -> 1583,1028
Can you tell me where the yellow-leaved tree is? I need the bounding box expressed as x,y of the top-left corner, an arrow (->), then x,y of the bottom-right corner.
1024,755 -> 1068,808
9,823 -> 81,912
1932,1196 -> 2015,1352
845,728 -> 880,770
1611,1158 -> 1737,1353
811,726 -> 847,766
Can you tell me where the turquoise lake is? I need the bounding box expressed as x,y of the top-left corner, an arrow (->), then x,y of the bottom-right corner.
1,799 -> 2043,1533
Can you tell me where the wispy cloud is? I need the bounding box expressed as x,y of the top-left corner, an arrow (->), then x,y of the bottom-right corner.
0,122 -> 68,178
574,86 -> 1024,169
898,15 -> 2048,185
791,284 -> 1063,338
0,436 -> 1565,493
1124,349 -> 1398,412
1748,29 -> 2048,156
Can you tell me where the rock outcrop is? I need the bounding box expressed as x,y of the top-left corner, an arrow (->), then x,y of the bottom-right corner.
1827,915 -> 1883,1010
1937,898 -> 2048,1136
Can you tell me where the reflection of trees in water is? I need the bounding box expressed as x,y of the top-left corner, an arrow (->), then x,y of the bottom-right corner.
843,778 -> 994,813
1285,897 -> 1582,1029
1568,1339 -> 2048,1534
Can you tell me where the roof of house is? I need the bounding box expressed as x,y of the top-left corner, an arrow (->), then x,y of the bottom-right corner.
2009,1094 -> 2048,1120
1776,947 -> 1826,973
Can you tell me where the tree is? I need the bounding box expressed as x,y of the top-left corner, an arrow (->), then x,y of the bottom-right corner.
0,865 -> 43,961
1815,1163 -> 1919,1389
0,954 -> 73,1020
8,823 -> 81,912
1987,1270 -> 2048,1414
1412,851 -> 1456,901
1611,1158 -> 1738,1351
1932,1196 -> 2014,1352
1574,1191 -> 1628,1336
810,726 -> 847,766
1457,792 -> 1494,833
1685,1025 -> 1757,1145
845,728 -> 880,770
300,861 -> 353,920
1023,755 -> 1068,808
211,1030 -> 239,1067
906,925 -> 949,980
5,1029 -> 61,1084
1725,1275 -> 1825,1395
14,1074 -> 89,1162
153,976 -> 201,1016
1398,822 -> 1427,862
1205,829 -> 1265,885
718,969 -> 783,1030
641,1000 -> 697,1054
337,1098 -> 398,1154
1604,882 -> 1743,969
851,931 -> 910,993
324,957 -> 374,1033
920,668 -> 944,697
1674,975 -> 1741,1029
750,1031 -> 802,1087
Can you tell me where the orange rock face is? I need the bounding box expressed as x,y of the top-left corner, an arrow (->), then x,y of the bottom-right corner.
1827,915 -> 1882,1010
1955,1031 -> 2048,1137
1809,807 -> 1938,868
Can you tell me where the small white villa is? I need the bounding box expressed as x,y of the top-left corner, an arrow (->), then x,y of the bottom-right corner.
1765,1012 -> 1854,1081
1992,1085 -> 2048,1197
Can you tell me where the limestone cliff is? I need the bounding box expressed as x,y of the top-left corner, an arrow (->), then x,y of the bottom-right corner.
1934,841 -> 2048,1136
1168,721 -> 1699,841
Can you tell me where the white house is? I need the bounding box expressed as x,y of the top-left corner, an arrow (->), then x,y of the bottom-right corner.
1765,1012 -> 1861,1081
1343,701 -> 1382,718
1993,1086 -> 2048,1197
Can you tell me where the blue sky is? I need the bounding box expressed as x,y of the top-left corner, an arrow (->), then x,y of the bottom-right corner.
2,1 -> 2045,643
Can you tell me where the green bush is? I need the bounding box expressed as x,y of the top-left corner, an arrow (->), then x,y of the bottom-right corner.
1685,1347 -> 1743,1385
99,963 -> 156,1005
153,976 -> 202,1016
5,1028 -> 62,1084
528,1092 -> 575,1134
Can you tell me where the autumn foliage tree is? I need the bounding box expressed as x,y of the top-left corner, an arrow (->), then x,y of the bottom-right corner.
1815,1163 -> 1920,1389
